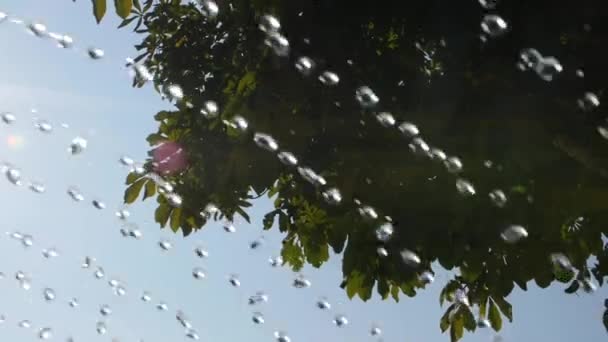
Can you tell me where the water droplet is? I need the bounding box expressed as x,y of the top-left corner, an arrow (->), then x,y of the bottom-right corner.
377,247 -> 388,257
322,187 -> 342,205
94,267 -> 105,279
375,112 -> 395,127
577,92 -> 600,111
194,246 -> 209,258
28,22 -> 47,37
39,327 -> 53,339
69,298 -> 79,308
250,237 -> 264,249
67,186 -> 84,202
192,267 -> 206,280
176,310 -> 193,329
501,225 -> 528,243
22,234 -> 34,247
69,136 -> 88,155
29,181 -> 46,193
141,292 -> 152,302
201,203 -> 219,218
116,209 -> 130,220
480,15 -> 508,37
297,167 -> 326,187
535,56 -> 562,81
96,321 -> 107,335
444,156 -> 463,173
489,189 -> 507,207
478,319 -> 491,328
167,193 -> 183,207
253,133 -> 279,152
6,167 -> 22,185
582,278 -> 597,293
277,151 -> 298,166
268,256 -> 283,267
478,0 -> 500,9
165,84 -> 184,101
19,320 -> 32,328
293,275 -> 311,288
258,15 -> 281,34
99,304 -> 112,316
375,222 -> 394,242
119,156 -> 134,166
88,48 -> 104,60
550,253 -> 573,271
156,302 -> 169,311
34,119 -> 53,133
318,71 -> 340,86
400,249 -> 421,267
355,86 -> 380,108
576,69 -> 585,78
114,285 -> 127,296
316,298 -> 331,310
248,291 -> 268,305
198,0 -> 219,18
519,48 -> 543,70
159,240 -> 172,251
409,137 -> 430,155
333,314 -> 348,327
43,288 -> 56,301
264,32 -> 290,57
597,125 -> 608,140
419,271 -> 435,284
252,312 -> 265,324
358,205 -> 378,220
82,256 -> 94,269
223,223 -> 236,233
224,115 -> 248,132
0,12 -> 7,23
1,112 -> 16,124
200,100 -> 219,118
92,199 -> 106,210
295,56 -> 315,75
186,328 -> 200,340
274,331 -> 291,342
228,274 -> 241,287
455,178 -> 476,196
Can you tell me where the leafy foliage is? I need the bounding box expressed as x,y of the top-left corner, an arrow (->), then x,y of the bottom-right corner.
90,0 -> 608,340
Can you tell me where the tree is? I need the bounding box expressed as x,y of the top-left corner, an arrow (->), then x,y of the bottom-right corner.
88,0 -> 608,340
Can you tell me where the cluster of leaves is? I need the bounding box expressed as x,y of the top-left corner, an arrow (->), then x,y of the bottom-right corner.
88,0 -> 608,340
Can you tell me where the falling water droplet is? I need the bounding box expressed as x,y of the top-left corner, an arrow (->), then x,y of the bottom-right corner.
22,234 -> 34,247
277,151 -> 298,166
268,256 -> 283,267
100,304 -> 112,316
377,247 -> 389,257
444,156 -> 463,173
88,48 -> 105,60
501,225 -> 528,243
264,32 -> 290,56
228,274 -> 241,287
535,56 -> 563,81
293,275 -> 311,288
186,328 -> 200,340
480,15 -> 508,37
375,112 -> 395,127
274,331 -> 291,342
19,320 -> 32,328
177,310 -> 193,329
295,56 -> 315,75
479,0 -> 500,9
156,302 -> 169,311
577,92 -> 600,111
253,133 -> 279,152
67,186 -> 84,202
248,291 -> 269,305
358,205 -> 378,220
192,267 -> 206,280
223,223 -> 236,233
6,167 -> 22,186
43,288 -> 56,301
69,298 -> 79,308
316,298 -> 331,310
1,112 -> 16,124
322,187 -> 342,205
375,222 -> 394,242
252,312 -> 265,324
297,167 -> 326,187
258,14 -> 281,34
69,136 -> 87,155
28,22 -> 47,37
355,86 -> 380,108
333,314 -> 349,327
29,181 -> 46,193
141,292 -> 152,302
318,71 -> 340,86
94,267 -> 105,279
42,247 -> 59,259
419,271 -> 435,284
92,199 -> 106,210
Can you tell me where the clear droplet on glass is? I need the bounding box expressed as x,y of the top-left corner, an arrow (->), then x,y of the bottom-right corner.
167,193 -> 183,208
400,249 -> 421,267
501,225 -> 528,243
69,298 -> 79,308
119,156 -> 134,166
22,234 -> 34,247
419,271 -> 435,284
519,48 -> 543,70
223,223 -> 236,233
177,310 -> 193,329
377,246 -> 389,257
333,314 -> 349,327
577,92 -> 600,111
116,209 -> 130,220
88,48 -> 105,60
253,133 -> 279,152
69,136 -> 87,155
375,222 -> 394,242
6,167 -> 22,186
478,319 -> 491,328
194,246 -> 209,258
43,288 -> 56,301
489,189 -> 507,207
409,137 -> 430,155
165,84 -> 184,101
355,86 -> 380,108
318,71 -> 340,86
42,247 -> 59,259
277,151 -> 298,166
597,125 -> 608,140
371,325 -> 382,336
295,56 -> 315,75
82,256 -> 94,269
480,15 -> 508,37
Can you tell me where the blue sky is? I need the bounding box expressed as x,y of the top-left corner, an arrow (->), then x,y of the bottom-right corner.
0,1 -> 606,341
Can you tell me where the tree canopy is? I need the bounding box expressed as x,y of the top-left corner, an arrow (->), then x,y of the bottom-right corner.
85,0 -> 608,340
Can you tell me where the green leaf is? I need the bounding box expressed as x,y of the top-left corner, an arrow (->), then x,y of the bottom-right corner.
450,316 -> 464,342
124,178 -> 146,203
462,305 -> 476,331
479,297 -> 488,318
488,298 -> 502,331
170,207 -> 182,232
154,203 -> 171,227
235,206 -> 251,223
92,0 -> 107,23
125,172 -> 143,185
133,0 -> 141,11
143,180 -> 156,200
117,15 -> 137,28
390,284 -> 400,302
377,279 -> 390,299
114,0 -> 132,19
603,309 -> 608,333
440,304 -> 455,332
564,280 -> 580,294
514,278 -> 528,291
493,296 -> 513,322
346,272 -> 363,299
